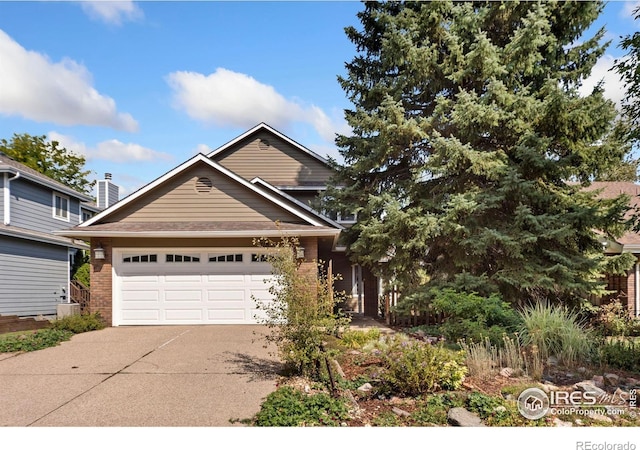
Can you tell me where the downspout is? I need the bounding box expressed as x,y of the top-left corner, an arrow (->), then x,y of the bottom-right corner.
3,171 -> 20,225
634,260 -> 640,317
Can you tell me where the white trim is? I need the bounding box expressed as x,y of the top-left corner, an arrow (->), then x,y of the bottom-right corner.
80,153 -> 333,228
278,186 -> 327,191
3,173 -> 8,225
52,192 -> 70,222
207,123 -> 331,166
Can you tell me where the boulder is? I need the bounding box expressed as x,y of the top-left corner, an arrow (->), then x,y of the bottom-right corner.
591,375 -> 605,389
553,417 -> 573,427
392,407 -> 411,418
357,382 -> 373,392
604,373 -> 620,386
574,381 -> 607,397
499,367 -> 514,378
447,407 -> 485,427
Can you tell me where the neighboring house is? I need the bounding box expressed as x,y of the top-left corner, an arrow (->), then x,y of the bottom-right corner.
0,152 -> 100,317
57,124 -> 380,326
586,182 -> 640,318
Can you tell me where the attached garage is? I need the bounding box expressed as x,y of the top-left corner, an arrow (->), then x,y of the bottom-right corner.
113,248 -> 275,325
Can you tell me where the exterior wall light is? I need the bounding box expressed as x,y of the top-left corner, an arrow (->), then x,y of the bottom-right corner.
94,244 -> 106,260
296,246 -> 305,259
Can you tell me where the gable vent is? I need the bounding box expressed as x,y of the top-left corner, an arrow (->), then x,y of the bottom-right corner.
195,177 -> 213,193
258,138 -> 271,151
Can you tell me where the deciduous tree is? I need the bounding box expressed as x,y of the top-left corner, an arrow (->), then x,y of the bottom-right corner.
0,133 -> 93,194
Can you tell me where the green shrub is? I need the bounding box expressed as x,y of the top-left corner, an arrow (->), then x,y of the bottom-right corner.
72,262 -> 90,288
340,328 -> 381,349
412,393 -> 466,425
595,338 -> 640,372
0,329 -> 73,353
254,236 -> 350,378
518,301 -> 593,368
594,301 -> 640,337
378,335 -> 467,396
253,386 -> 350,426
431,289 -> 520,345
49,313 -> 105,333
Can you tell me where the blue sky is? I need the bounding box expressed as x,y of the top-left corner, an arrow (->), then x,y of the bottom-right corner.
0,1 -> 639,198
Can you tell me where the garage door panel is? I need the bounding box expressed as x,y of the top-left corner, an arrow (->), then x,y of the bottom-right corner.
165,274 -> 203,283
164,309 -> 203,321
122,291 -> 160,302
165,289 -> 203,301
206,309 -> 247,320
206,289 -> 245,302
206,274 -> 245,282
121,310 -> 161,321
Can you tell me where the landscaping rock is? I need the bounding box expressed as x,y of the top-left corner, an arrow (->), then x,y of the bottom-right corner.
392,407 -> 411,418
575,419 -> 584,426
613,388 -> 630,402
574,381 -> 606,397
577,367 -> 588,374
499,367 -> 514,378
626,377 -> 639,387
494,406 -> 507,414
539,382 -> 558,393
553,418 -> 573,427
591,375 -> 605,389
604,373 -> 619,385
357,382 -> 373,392
447,408 -> 485,427
591,413 -> 613,424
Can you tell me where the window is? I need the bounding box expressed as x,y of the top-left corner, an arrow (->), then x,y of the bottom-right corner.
53,193 -> 69,221
325,209 -> 357,223
123,254 -> 158,263
81,210 -> 93,223
251,254 -> 269,263
209,254 -> 243,263
166,254 -> 200,263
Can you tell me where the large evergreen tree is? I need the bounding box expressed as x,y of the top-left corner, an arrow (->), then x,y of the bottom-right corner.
326,1 -> 633,307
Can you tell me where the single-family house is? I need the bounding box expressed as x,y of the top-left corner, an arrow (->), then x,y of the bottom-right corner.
0,152 -> 100,317
587,182 -> 640,317
57,124 -> 380,326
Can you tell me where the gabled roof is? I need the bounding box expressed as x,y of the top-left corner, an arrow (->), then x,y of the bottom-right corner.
250,177 -> 343,230
207,123 -> 331,166
0,152 -> 93,202
78,153 -> 339,230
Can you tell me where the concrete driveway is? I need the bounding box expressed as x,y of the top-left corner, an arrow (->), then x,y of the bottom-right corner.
0,326 -> 281,426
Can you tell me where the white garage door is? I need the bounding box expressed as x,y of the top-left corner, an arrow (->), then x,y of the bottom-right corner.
113,248 -> 276,325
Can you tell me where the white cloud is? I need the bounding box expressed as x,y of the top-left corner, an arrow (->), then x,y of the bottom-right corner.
578,54 -> 626,110
621,1 -> 640,20
167,67 -> 349,144
49,132 -> 172,163
79,1 -> 143,26
0,30 -> 138,131
194,143 -> 213,155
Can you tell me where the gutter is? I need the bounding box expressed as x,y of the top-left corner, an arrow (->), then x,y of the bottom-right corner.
53,228 -> 342,239
3,171 -> 20,225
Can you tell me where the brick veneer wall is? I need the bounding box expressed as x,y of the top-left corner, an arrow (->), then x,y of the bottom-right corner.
90,237 -> 113,325
627,263 -> 637,317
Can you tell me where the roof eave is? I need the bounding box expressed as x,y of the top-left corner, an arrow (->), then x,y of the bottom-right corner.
54,229 -> 342,239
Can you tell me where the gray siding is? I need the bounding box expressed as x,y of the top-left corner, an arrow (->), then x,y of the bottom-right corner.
0,236 -> 68,316
9,178 -> 81,231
